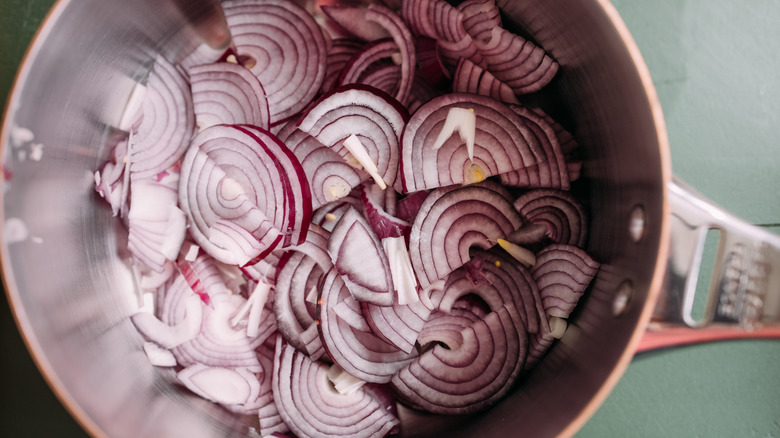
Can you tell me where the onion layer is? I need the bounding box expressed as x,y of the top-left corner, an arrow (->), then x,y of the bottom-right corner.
272,335 -> 400,438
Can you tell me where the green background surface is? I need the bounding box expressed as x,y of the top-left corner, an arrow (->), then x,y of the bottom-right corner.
1,0 -> 779,437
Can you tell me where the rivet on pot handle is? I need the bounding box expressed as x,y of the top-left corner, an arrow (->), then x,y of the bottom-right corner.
637,179 -> 780,352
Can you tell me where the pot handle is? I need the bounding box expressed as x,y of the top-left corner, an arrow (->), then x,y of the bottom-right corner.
637,179 -> 780,352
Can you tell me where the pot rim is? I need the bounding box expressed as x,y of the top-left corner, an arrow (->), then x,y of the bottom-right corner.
558,0 -> 673,436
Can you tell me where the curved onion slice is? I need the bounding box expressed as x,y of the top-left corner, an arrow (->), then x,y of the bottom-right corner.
94,139 -> 130,217
222,0 -> 327,124
280,128 -> 365,210
474,26 -> 559,95
161,254 -> 272,371
408,181 -> 522,288
317,268 -> 417,383
327,207 -> 394,306
401,0 -> 466,43
129,55 -> 195,180
453,57 -> 519,105
189,62 -> 270,130
359,183 -> 409,239
177,364 -> 261,409
322,39 -> 365,94
312,194 -> 364,232
400,93 -> 560,191
255,342 -> 290,435
457,0 -> 501,43
272,336 -> 400,438
297,84 -> 408,190
531,244 -> 599,318
391,304 -> 527,414
513,189 -> 587,247
272,225 -> 332,359
131,293 -> 203,349
127,168 -> 187,273
416,306 -> 484,352
358,64 -> 402,98
338,39 -> 400,89
321,5 -> 392,41
437,249 -> 549,334
361,297 -> 432,353
498,105 -> 569,189
179,124 -> 311,265
364,3 -> 416,105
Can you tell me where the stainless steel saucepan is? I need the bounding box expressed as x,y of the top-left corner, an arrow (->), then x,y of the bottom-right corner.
2,0 -> 778,437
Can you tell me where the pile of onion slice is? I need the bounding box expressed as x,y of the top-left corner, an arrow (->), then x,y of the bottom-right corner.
96,0 -> 604,434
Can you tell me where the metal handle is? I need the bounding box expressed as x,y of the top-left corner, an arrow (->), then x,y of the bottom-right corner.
638,179 -> 780,352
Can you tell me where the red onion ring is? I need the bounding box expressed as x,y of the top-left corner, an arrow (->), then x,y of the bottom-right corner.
531,244 -> 600,318
223,0 -> 327,124
129,55 -> 195,180
189,62 -> 270,130
327,207 -> 395,306
408,181 -> 523,288
391,304 -> 527,414
272,335 -> 400,437
513,189 -> 587,247
316,268 -> 417,383
400,93 -> 557,192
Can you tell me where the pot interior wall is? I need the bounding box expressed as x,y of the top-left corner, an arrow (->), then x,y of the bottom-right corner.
1,0 -> 668,436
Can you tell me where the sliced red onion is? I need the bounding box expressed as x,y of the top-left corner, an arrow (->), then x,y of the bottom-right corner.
531,244 -> 599,318
296,84 -> 408,191
222,0 -> 327,124
400,93 -> 557,192
177,364 -> 261,407
327,207 -> 394,306
401,0 -> 466,43
272,335 -> 400,438
129,55 -> 195,180
457,0 -> 501,43
497,105 -> 569,189
338,39 -> 400,89
127,169 -> 187,273
525,316 -> 567,370
408,181 -> 522,288
94,139 -> 130,217
131,294 -> 203,349
364,3 -> 416,105
414,35 -> 451,89
513,189 -> 587,247
321,5 -> 392,41
311,194 -> 363,232
391,304 -> 527,415
382,236 -> 419,305
395,189 -> 430,224
322,39 -> 365,94
273,252 -> 326,360
237,124 -> 312,248
280,128 -> 365,210
161,254 -> 272,371
416,306 -> 484,352
316,268 -> 416,383
356,64 -> 402,99
438,34 -> 484,73
178,124 -> 312,265
256,342 -> 290,435
474,26 -> 559,95
189,62 -> 270,130
268,225 -> 332,355
362,297 -> 432,353
142,341 -> 177,367
359,183 -> 409,239
437,249 -> 549,334
453,57 -> 519,105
